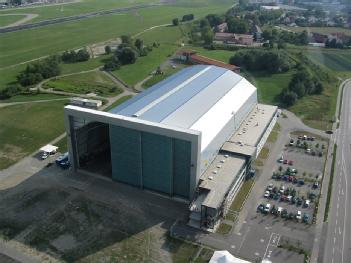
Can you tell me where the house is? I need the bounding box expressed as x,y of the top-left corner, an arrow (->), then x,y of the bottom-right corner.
311,32 -> 327,43
234,34 -> 254,45
214,33 -> 236,43
216,22 -> 228,33
176,49 -> 240,73
214,33 -> 254,45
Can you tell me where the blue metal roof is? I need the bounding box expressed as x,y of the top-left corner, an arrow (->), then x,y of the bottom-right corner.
109,65 -> 244,129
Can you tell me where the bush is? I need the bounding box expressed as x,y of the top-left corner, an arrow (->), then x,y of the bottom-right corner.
182,14 -> 194,22
172,18 -> 179,26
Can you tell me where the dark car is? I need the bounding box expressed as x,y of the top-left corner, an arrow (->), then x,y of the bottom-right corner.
257,204 -> 265,213
326,130 -> 333,134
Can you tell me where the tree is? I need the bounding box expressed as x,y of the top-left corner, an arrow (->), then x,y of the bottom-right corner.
289,81 -> 306,98
105,45 -> 112,54
117,47 -> 137,65
182,14 -> 194,22
76,49 -> 90,62
281,90 -> 298,106
277,41 -> 287,49
205,14 -> 224,27
226,17 -> 249,34
201,26 -> 214,45
121,35 -> 132,45
134,39 -> 143,51
172,18 -> 179,26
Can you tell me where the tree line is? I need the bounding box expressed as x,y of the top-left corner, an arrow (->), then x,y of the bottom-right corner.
229,49 -> 292,73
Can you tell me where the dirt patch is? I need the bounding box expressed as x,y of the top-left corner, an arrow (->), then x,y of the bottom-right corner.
0,14 -> 39,29
0,144 -> 26,161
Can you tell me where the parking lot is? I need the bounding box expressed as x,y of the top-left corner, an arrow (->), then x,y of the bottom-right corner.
256,132 -> 326,225
221,122 -> 329,263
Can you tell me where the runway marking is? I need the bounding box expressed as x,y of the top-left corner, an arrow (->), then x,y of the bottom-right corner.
339,227 -> 342,235
254,252 -> 260,256
334,237 -> 336,244
263,233 -> 280,260
231,245 -> 235,249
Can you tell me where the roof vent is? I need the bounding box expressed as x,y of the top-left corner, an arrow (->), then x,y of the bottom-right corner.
224,154 -> 229,158
209,176 -> 214,180
213,170 -> 218,174
220,159 -> 225,163
216,165 -> 222,169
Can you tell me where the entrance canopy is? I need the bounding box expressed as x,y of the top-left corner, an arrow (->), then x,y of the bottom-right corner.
209,251 -> 251,263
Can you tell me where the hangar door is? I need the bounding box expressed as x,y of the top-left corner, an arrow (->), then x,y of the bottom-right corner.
110,125 -> 191,199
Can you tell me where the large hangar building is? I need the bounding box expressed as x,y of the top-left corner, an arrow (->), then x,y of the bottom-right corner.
64,65 -> 277,230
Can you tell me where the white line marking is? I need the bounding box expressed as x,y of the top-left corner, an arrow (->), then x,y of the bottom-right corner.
334,237 -> 336,244
339,227 -> 342,235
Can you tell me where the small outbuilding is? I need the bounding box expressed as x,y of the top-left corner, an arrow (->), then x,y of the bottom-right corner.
40,144 -> 58,154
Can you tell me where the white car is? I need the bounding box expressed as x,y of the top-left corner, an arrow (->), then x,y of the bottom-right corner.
279,186 -> 285,194
303,200 -> 311,208
278,156 -> 284,163
277,207 -> 283,215
264,204 -> 271,213
296,210 -> 302,220
41,152 -> 49,160
264,191 -> 270,198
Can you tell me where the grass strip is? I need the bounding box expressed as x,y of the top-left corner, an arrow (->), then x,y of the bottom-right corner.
324,144 -> 337,222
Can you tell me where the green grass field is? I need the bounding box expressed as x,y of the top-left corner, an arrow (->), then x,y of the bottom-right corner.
112,25 -> 185,86
43,71 -> 122,96
246,71 -> 294,104
0,4 -> 232,69
0,0 -> 155,23
0,100 -> 68,169
0,93 -> 68,103
0,14 -> 26,27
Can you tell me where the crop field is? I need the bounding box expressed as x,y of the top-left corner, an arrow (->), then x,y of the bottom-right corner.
43,71 -> 122,96
0,14 -> 26,27
280,26 -> 351,36
306,49 -> 351,74
0,100 -> 68,169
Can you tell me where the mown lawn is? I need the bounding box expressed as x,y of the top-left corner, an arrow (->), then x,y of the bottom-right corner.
230,178 -> 255,212
0,100 -> 68,169
0,14 -> 26,27
43,71 -> 122,96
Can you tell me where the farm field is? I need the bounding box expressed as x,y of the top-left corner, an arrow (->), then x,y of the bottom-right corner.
43,70 -> 122,96
280,26 -> 351,36
0,14 -> 26,27
306,49 -> 351,77
0,100 -> 68,169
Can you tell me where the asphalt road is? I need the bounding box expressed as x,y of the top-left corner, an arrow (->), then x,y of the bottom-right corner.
323,80 -> 351,263
0,3 -> 160,33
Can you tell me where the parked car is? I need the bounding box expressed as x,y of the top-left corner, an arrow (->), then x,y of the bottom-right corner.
278,156 -> 284,163
303,213 -> 310,223
326,130 -> 333,134
288,212 -> 295,220
297,198 -> 303,206
298,179 -> 305,186
313,182 -> 319,189
303,200 -> 311,208
281,209 -> 288,218
288,160 -> 294,165
279,186 -> 285,194
257,204 -> 265,213
264,204 -> 271,214
267,183 -> 273,191
283,159 -> 288,164
296,211 -> 302,221
264,191 -> 270,198
289,139 -> 294,146
277,207 -> 283,215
